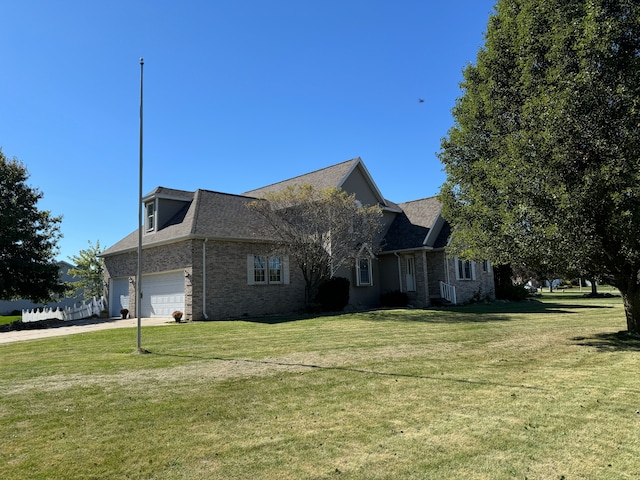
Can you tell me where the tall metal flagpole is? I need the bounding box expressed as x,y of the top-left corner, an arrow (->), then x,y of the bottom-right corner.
136,57 -> 144,352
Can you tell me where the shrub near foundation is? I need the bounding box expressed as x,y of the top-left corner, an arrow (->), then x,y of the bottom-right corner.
315,277 -> 350,311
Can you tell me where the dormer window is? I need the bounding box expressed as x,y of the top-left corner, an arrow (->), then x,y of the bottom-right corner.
146,202 -> 155,232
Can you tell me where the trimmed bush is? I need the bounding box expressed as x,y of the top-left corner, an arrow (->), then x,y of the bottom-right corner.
380,290 -> 409,308
496,283 -> 529,301
315,277 -> 350,312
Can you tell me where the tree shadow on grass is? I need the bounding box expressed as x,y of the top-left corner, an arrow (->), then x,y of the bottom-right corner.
355,301 -> 615,324
235,298 -> 615,325
571,331 -> 640,352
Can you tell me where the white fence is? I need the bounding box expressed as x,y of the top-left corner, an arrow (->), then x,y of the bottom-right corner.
439,281 -> 457,305
22,296 -> 106,323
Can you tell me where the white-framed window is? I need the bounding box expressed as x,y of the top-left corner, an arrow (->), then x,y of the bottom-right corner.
406,256 -> 416,292
356,244 -> 374,287
247,255 -> 289,285
146,202 -> 155,232
253,255 -> 267,284
357,257 -> 372,286
482,260 -> 492,273
269,256 -> 282,283
455,257 -> 475,281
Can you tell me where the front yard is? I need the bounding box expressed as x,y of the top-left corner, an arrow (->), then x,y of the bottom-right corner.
1,293 -> 638,479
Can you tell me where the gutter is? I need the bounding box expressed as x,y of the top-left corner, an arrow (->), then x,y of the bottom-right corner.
377,245 -> 435,256
99,233 -> 279,258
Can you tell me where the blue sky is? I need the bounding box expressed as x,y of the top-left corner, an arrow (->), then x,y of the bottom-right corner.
2,0 -> 495,262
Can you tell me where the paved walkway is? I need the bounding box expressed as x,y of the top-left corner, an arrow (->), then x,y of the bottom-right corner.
0,317 -> 174,344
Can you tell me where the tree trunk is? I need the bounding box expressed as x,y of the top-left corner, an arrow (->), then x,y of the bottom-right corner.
618,280 -> 640,334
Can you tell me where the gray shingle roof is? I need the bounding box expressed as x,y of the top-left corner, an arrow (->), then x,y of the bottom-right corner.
102,159 -> 451,257
101,189 -> 275,256
243,158 -> 361,197
382,196 -> 446,251
142,186 -> 194,201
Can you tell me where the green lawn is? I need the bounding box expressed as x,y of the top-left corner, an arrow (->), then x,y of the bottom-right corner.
1,293 -> 639,479
0,315 -> 21,326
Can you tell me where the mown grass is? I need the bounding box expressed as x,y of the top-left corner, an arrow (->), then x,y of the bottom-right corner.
1,293 -> 639,479
0,315 -> 21,326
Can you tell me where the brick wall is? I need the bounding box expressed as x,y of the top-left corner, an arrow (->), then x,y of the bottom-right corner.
103,239 -> 307,320
446,258 -> 496,304
103,242 -> 194,317
200,240 -> 306,320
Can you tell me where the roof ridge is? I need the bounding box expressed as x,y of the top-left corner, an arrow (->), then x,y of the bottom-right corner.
398,195 -> 440,205
243,157 -> 360,194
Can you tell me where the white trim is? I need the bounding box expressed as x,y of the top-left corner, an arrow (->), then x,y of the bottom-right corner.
395,253 -> 403,293
424,213 -> 444,247
268,256 -> 283,284
356,257 -> 373,286
482,260 -> 492,273
247,254 -> 290,285
145,201 -> 156,233
455,257 -> 475,281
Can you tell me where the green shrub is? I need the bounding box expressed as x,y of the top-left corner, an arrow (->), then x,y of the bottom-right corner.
496,283 -> 529,301
380,290 -> 409,308
315,277 -> 350,312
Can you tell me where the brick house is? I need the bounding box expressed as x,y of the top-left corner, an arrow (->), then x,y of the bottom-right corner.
101,158 -> 495,319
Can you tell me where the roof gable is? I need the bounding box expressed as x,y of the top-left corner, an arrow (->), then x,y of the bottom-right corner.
382,196 -> 450,252
102,158 -> 450,258
243,157 -> 388,207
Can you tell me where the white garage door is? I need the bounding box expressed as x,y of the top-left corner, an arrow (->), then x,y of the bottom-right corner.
141,271 -> 185,318
111,278 -> 130,317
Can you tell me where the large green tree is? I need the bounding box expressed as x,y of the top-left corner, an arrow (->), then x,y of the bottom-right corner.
439,0 -> 640,331
0,149 -> 65,302
68,240 -> 104,301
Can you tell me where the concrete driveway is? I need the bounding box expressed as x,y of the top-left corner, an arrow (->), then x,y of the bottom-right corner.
0,317 -> 174,344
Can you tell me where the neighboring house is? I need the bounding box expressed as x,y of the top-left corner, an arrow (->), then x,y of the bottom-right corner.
100,158 -> 495,319
0,261 -> 80,315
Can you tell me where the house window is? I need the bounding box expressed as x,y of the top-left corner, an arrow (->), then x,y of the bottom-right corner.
269,257 -> 282,283
356,257 -> 372,286
247,255 -> 289,285
455,258 -> 475,281
146,202 -> 155,232
482,260 -> 491,273
253,255 -> 267,284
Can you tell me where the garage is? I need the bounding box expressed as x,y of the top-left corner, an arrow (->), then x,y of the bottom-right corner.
140,271 -> 185,318
110,278 -> 130,317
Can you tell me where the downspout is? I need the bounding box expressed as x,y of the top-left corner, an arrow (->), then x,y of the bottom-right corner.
394,252 -> 403,293
202,238 -> 209,320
